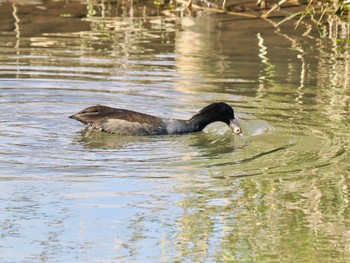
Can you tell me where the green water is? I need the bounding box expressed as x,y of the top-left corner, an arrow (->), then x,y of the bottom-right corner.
0,1 -> 350,262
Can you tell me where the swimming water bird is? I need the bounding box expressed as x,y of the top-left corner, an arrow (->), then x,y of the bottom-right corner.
69,102 -> 242,136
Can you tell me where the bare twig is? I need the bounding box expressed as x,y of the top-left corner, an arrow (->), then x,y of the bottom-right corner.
261,0 -> 288,18
186,0 -> 193,8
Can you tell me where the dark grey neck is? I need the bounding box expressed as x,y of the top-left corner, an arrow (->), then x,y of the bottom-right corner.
187,112 -> 217,132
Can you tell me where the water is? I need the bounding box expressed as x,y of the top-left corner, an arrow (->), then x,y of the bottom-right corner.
1,1 -> 350,262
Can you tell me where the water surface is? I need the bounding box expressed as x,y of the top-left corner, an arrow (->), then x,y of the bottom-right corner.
1,1 -> 350,262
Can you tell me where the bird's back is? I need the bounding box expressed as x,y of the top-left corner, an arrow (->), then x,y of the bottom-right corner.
70,105 -> 168,135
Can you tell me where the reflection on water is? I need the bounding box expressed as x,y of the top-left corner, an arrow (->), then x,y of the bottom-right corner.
1,0 -> 350,262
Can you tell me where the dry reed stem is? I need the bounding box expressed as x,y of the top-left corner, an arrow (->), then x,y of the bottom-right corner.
261,0 -> 289,18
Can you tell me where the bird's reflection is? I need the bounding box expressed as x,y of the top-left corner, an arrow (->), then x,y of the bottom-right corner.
74,130 -> 140,149
73,126 -> 243,156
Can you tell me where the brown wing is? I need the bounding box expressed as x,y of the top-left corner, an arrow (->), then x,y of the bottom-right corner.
69,105 -> 165,127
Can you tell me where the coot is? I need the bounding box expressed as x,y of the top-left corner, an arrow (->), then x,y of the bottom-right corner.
69,102 -> 242,136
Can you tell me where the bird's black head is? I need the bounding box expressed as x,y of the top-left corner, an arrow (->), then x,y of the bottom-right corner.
196,102 -> 242,134
199,102 -> 234,123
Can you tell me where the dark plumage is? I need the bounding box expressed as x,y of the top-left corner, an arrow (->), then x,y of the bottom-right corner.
69,102 -> 242,136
